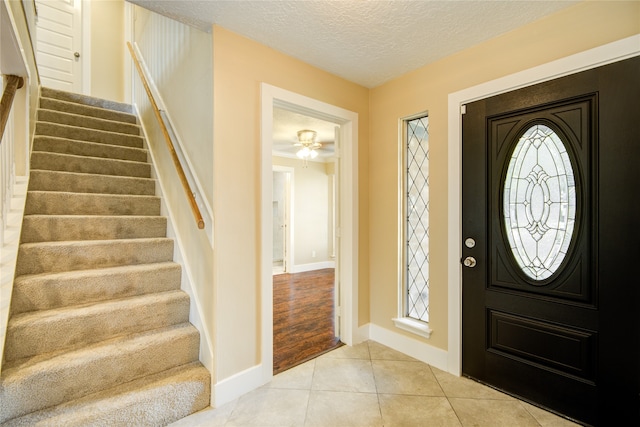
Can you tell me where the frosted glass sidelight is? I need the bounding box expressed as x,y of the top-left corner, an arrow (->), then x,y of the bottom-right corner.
503,124 -> 576,281
406,116 -> 429,321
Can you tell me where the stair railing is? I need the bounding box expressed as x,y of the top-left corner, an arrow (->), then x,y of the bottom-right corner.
127,42 -> 205,230
1,75 -> 24,247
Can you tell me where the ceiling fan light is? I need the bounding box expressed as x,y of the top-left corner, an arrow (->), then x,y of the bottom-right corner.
309,149 -> 319,159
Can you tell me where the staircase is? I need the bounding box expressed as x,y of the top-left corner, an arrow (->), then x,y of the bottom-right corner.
0,88 -> 210,426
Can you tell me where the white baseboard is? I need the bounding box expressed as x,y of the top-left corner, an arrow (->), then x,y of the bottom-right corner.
214,364 -> 268,407
290,260 -> 335,273
367,323 -> 450,373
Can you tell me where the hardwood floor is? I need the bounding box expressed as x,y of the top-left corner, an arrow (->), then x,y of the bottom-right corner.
273,268 -> 342,374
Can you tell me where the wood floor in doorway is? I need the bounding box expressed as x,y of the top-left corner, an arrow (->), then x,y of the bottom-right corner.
273,268 -> 342,374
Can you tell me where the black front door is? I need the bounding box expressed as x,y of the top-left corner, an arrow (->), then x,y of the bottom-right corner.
462,56 -> 639,426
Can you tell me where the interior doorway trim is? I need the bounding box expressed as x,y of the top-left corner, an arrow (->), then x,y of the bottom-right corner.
447,35 -> 640,376
260,83 -> 359,383
272,166 -> 293,275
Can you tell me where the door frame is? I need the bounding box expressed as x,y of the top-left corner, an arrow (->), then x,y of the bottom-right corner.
272,166 -> 293,274
447,35 -> 640,376
260,83 -> 360,382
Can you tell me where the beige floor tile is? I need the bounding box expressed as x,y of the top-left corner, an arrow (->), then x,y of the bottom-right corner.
225,387 -> 310,427
311,357 -> 377,393
521,401 -> 581,426
368,340 -> 417,361
320,341 -> 371,359
449,398 -> 540,427
431,367 -> 514,400
304,390 -> 383,427
379,394 -> 463,427
168,401 -> 237,427
372,359 -> 445,396
267,359 -> 316,390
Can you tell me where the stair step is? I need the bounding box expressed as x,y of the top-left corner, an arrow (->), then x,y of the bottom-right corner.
40,97 -> 137,124
11,262 -> 181,314
36,122 -> 143,149
20,215 -> 167,243
28,170 -> 156,195
0,323 -> 200,423
41,87 -> 133,114
5,290 -> 190,361
1,362 -> 210,427
31,151 -> 151,178
33,135 -> 148,162
16,237 -> 174,276
24,191 -> 160,215
38,109 -> 141,136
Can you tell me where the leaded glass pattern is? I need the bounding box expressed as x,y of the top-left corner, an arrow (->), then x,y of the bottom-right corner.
503,124 -> 576,281
406,116 -> 429,322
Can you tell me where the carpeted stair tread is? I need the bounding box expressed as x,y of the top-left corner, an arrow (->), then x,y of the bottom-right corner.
16,237 -> 174,276
36,122 -> 143,149
10,262 -> 181,314
1,362 -> 210,427
1,87 -> 210,425
0,323 -> 200,423
40,87 -> 133,114
33,135 -> 148,162
31,151 -> 151,178
28,170 -> 156,195
4,290 -> 190,362
24,191 -> 161,215
40,96 -> 138,124
21,215 -> 167,242
38,109 -> 141,136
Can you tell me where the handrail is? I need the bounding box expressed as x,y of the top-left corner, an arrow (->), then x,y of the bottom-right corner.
0,75 -> 24,144
127,42 -> 205,230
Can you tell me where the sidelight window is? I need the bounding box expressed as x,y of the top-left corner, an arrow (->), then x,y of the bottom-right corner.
394,114 -> 431,338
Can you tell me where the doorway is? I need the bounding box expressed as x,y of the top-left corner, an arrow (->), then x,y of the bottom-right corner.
260,84 -> 359,383
461,56 -> 639,425
272,168 -> 292,275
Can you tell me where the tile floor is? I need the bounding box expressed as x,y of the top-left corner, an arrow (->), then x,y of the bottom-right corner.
170,341 -> 580,427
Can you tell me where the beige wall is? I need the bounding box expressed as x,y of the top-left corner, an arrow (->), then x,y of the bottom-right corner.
90,0 -> 124,102
273,156 -> 334,267
213,26 -> 370,380
369,1 -> 640,351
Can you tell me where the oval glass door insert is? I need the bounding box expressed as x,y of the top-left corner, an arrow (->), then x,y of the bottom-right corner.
503,124 -> 577,281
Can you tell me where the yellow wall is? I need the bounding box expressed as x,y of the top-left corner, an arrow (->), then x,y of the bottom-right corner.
90,0 -> 124,102
213,26 -> 370,380
369,1 -> 640,351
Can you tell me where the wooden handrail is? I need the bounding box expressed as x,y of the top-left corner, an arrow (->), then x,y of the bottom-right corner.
127,42 -> 205,230
0,75 -> 24,144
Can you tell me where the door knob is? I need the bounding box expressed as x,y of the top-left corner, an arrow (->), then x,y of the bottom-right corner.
463,257 -> 477,268
74,52 -> 80,58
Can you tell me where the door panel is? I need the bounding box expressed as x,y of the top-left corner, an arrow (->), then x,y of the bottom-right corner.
462,56 -> 639,426
36,0 -> 82,92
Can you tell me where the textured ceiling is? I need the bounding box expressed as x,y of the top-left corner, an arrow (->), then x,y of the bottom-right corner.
129,0 -> 578,160
130,0 -> 577,88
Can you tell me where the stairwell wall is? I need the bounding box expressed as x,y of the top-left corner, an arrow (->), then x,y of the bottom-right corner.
129,6 -> 215,382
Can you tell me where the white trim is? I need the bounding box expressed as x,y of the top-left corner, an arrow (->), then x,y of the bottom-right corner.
260,83 -> 361,389
272,165 -> 294,273
80,0 -> 90,95
369,323 -> 447,372
133,103 -> 215,383
392,317 -> 432,339
214,364 -> 264,407
290,261 -> 336,274
447,35 -> 640,377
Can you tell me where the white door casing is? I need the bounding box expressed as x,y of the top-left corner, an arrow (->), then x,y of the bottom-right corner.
261,83 -> 360,385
